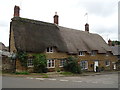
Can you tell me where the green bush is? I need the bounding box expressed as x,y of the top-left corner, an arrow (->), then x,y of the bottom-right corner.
16,51 -> 28,67
57,69 -> 61,72
33,54 -> 48,73
100,67 -> 105,71
64,56 -> 81,74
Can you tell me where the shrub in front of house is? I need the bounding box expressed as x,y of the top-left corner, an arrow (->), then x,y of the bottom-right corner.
33,54 -> 48,73
63,56 -> 82,74
16,51 -> 28,68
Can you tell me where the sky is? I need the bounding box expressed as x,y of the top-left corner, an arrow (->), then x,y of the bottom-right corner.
0,0 -> 119,47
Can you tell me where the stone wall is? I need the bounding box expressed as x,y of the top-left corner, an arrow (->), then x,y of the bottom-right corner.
2,56 -> 15,72
15,51 -> 118,72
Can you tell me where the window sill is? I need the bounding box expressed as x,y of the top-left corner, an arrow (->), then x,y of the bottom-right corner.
59,66 -> 63,67
28,66 -> 34,68
91,55 -> 95,56
47,67 -> 55,68
79,55 -> 85,56
46,52 -> 53,53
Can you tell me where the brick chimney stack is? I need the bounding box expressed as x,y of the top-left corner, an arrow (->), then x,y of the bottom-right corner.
85,23 -> 89,32
108,39 -> 112,46
53,12 -> 59,25
14,5 -> 20,17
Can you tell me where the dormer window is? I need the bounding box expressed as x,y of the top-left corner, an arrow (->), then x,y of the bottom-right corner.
46,47 -> 53,53
79,51 -> 85,56
106,52 -> 111,56
91,51 -> 96,56
105,60 -> 110,66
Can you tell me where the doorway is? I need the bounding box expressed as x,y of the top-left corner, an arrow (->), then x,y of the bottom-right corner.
94,61 -> 99,72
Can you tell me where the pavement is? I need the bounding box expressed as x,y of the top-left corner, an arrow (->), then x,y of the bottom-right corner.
2,71 -> 120,78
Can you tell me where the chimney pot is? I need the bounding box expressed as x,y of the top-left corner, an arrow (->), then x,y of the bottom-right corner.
14,5 -> 20,17
85,23 -> 89,32
53,12 -> 59,25
108,39 -> 112,46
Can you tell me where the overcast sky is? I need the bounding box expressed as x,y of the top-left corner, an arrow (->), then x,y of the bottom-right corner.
0,0 -> 119,46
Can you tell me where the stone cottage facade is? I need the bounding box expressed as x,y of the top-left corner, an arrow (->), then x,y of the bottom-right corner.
9,5 -> 118,72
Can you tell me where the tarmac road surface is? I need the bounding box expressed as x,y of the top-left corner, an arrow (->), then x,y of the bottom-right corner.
2,73 -> 118,88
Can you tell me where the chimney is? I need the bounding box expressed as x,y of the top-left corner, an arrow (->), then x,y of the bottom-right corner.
108,39 -> 112,46
14,5 -> 20,17
53,12 -> 59,25
85,23 -> 89,32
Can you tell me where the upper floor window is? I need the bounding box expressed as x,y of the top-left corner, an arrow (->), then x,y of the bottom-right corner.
79,51 -> 85,56
91,51 -> 96,56
46,47 -> 53,53
106,52 -> 111,56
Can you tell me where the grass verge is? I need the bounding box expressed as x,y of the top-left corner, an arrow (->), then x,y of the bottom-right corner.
60,72 -> 73,76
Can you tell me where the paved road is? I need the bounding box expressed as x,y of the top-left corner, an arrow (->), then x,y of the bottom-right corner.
2,73 -> 118,88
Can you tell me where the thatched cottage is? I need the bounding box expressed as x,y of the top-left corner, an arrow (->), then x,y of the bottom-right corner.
9,6 -> 117,72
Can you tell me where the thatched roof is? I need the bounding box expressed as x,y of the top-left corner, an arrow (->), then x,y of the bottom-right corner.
10,17 -> 112,54
0,42 -> 5,50
111,46 -> 120,55
0,42 -> 8,51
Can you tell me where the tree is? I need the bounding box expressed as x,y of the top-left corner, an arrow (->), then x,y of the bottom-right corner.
33,54 -> 48,73
112,41 -> 120,46
64,56 -> 81,74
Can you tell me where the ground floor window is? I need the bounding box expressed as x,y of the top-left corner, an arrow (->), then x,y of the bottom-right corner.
80,60 -> 88,70
47,59 -> 55,68
59,59 -> 66,67
105,60 -> 110,66
27,58 -> 34,67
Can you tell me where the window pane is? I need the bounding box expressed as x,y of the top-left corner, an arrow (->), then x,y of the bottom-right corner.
47,47 -> 49,52
80,61 -> 88,70
50,47 -> 53,52
52,60 -> 54,67
28,58 -> 33,67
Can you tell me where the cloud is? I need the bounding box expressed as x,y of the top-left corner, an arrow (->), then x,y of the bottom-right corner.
0,0 -> 119,46
0,27 -> 9,46
76,0 -> 118,17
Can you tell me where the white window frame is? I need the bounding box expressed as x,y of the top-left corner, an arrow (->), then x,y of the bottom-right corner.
46,47 -> 53,53
27,58 -> 34,67
59,59 -> 66,67
47,59 -> 55,68
91,51 -> 96,56
79,51 -> 85,56
80,61 -> 88,70
105,60 -> 110,66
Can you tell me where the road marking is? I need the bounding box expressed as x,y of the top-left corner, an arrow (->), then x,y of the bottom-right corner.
73,81 -> 82,83
35,78 -> 45,80
102,81 -> 113,84
26,77 -> 34,79
91,81 -> 98,83
60,79 -> 69,82
48,79 -> 56,81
